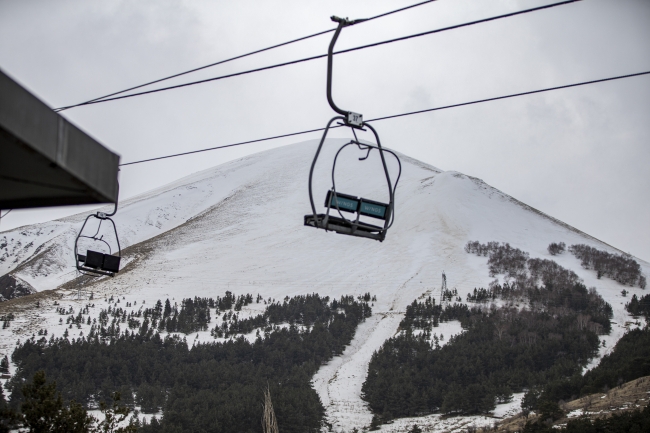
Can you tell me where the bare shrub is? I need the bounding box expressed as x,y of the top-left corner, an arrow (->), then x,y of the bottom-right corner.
527,258 -> 579,287
569,244 -> 644,287
485,243 -> 529,279
548,242 -> 566,255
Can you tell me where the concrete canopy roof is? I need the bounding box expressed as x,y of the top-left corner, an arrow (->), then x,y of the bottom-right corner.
0,69 -> 119,209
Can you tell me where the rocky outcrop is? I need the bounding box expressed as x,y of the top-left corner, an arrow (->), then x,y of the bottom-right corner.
0,274 -> 37,301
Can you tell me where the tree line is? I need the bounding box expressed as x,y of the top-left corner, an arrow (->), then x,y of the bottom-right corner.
361,243 -> 613,426
533,325 -> 650,407
363,290 -> 609,423
7,293 -> 372,432
1,371 -> 137,433
569,244 -> 645,288
465,240 -> 646,289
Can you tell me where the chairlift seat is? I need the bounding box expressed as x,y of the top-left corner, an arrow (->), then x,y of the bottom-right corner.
304,191 -> 390,241
74,189 -> 121,278
84,250 -> 105,269
102,255 -> 121,273
304,214 -> 385,241
78,249 -> 121,275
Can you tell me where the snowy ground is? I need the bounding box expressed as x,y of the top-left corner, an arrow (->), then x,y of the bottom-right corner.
1,140 -> 648,431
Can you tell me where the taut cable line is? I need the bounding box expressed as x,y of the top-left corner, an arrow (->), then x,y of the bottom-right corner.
119,70 -> 650,167
55,0 -> 581,110
53,0 -> 441,112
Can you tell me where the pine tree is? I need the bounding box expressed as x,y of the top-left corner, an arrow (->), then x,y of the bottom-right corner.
21,370 -> 95,433
95,392 -> 137,433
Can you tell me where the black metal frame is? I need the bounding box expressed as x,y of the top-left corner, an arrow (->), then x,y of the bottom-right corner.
304,16 -> 402,242
74,184 -> 121,277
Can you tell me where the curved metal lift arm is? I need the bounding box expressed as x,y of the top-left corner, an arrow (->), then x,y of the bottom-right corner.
327,16 -> 366,127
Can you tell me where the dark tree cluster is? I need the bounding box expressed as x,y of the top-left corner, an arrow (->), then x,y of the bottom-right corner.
569,244 -> 646,288
0,370 -> 138,433
35,295 -> 254,345
211,294 -> 372,340
487,243 -> 530,279
466,242 -> 610,332
362,245 -> 614,424
625,294 -> 650,318
486,282 -> 612,334
143,297 -> 213,334
547,242 -> 566,256
1,313 -> 14,329
537,326 -> 650,405
441,288 -> 461,302
464,240 -> 500,256
78,293 -> 253,339
399,298 -> 470,330
8,293 -> 371,433
357,292 -> 376,302
465,240 -> 530,279
527,258 -> 581,288
0,355 -> 8,374
465,241 -> 582,289
466,287 -> 497,303
362,285 -> 609,422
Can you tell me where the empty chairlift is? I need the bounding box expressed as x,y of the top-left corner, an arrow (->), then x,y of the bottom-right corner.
304,16 -> 401,242
74,185 -> 121,277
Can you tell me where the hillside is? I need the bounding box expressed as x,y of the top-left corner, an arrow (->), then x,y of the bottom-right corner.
497,375 -> 650,432
0,140 -> 648,431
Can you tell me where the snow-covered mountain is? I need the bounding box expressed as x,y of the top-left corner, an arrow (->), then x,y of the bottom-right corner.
1,140 -> 647,431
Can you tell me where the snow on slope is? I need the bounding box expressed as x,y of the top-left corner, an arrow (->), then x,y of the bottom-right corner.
0,139 -> 648,432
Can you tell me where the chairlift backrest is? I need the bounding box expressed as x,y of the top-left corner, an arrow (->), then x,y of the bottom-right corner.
79,250 -> 121,274
358,198 -> 388,220
325,191 -> 358,213
326,191 -> 389,220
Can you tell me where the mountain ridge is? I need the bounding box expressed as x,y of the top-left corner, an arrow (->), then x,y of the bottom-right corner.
0,140 -> 648,431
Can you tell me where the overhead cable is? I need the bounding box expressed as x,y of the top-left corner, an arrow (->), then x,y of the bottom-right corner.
368,71 -> 650,123
53,0 -> 440,112
56,0 -> 581,110
119,70 -> 650,166
0,209 -> 11,228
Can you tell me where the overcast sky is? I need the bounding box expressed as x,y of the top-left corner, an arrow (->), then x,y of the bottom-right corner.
1,0 -> 649,260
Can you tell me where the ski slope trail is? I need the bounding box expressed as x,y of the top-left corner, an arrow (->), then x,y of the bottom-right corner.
1,139 -> 648,431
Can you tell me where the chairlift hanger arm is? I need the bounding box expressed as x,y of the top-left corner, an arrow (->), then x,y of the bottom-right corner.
97,182 -> 119,219
327,16 -> 366,127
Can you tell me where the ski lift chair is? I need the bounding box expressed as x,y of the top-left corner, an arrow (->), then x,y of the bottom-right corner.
304,16 -> 401,242
74,186 -> 121,277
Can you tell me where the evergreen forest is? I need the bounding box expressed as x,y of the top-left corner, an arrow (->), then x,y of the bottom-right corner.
6,293 -> 372,432
536,325 -> 650,405
362,242 -> 614,424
